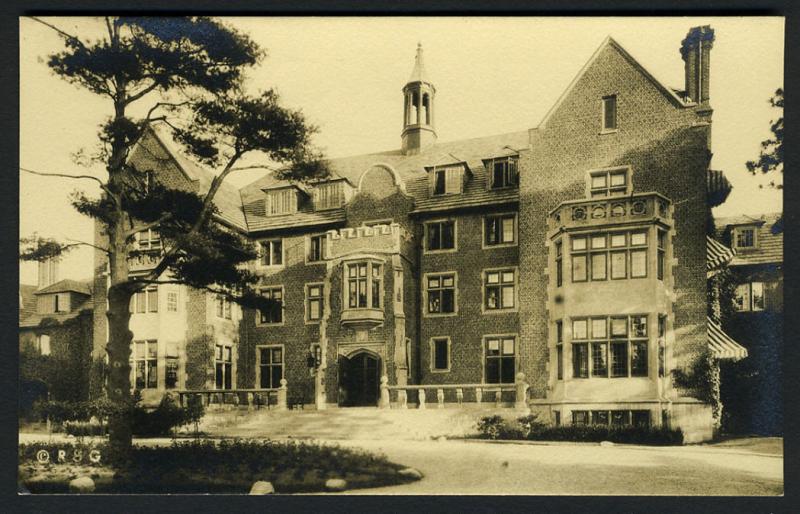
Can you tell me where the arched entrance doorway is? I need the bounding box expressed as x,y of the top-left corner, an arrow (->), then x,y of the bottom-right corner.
338,351 -> 380,407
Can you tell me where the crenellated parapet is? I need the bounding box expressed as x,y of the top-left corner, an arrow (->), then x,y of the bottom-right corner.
326,223 -> 407,259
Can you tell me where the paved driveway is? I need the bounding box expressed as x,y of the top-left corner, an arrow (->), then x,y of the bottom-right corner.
331,438 -> 783,495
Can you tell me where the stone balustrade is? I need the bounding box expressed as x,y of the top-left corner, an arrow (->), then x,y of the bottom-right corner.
176,379 -> 288,411
382,373 -> 530,413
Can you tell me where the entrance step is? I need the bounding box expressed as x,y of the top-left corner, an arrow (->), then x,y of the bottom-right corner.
200,406 -> 518,441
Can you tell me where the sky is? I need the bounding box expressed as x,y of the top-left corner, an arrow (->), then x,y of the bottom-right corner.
19,16 -> 784,284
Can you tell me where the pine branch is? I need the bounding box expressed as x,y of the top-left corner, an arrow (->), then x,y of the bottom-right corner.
21,166 -> 104,186
28,16 -> 86,47
124,213 -> 172,238
64,238 -> 111,254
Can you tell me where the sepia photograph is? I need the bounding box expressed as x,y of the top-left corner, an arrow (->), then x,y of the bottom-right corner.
17,16 -> 784,496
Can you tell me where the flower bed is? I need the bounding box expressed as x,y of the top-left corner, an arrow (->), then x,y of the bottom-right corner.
19,440 -> 419,494
475,415 -> 684,445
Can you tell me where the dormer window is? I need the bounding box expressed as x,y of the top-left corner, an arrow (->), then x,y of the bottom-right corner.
588,167 -> 629,198
267,188 -> 298,216
733,226 -> 757,249
431,165 -> 463,196
313,181 -> 345,210
490,157 -> 518,189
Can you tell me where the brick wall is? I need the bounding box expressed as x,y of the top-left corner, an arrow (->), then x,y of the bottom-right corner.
416,207 -> 520,385
519,41 -> 710,398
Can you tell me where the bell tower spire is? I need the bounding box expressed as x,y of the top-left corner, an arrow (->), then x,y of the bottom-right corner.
402,43 -> 437,155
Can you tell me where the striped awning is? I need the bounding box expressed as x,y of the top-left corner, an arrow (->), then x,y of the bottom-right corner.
707,236 -> 735,272
708,316 -> 748,361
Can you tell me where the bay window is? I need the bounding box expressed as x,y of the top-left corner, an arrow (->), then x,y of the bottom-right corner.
346,261 -> 382,310
570,229 -> 648,282
570,315 -> 649,379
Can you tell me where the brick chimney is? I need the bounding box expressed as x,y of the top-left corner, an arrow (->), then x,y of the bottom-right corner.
680,26 -> 715,106
37,257 -> 59,289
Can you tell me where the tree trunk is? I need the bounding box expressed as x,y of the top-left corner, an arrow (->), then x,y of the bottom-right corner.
106,283 -> 135,451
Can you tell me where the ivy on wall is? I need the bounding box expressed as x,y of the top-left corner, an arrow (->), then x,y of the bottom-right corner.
185,334 -> 215,390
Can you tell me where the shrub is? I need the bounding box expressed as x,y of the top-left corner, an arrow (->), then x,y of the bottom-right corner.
475,415 -> 683,445
131,395 -> 190,437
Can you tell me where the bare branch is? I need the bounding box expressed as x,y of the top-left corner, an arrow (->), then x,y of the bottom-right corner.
124,80 -> 160,106
146,101 -> 191,121
28,16 -> 85,47
228,164 -> 281,173
21,166 -> 104,186
65,238 -> 111,254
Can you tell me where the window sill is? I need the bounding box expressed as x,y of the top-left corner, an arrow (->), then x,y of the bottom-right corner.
482,308 -> 519,315
423,248 -> 458,255
599,129 -> 619,135
423,311 -> 458,319
482,242 -> 518,250
256,321 -> 285,328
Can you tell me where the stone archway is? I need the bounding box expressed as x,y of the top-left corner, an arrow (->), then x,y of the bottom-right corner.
338,350 -> 381,407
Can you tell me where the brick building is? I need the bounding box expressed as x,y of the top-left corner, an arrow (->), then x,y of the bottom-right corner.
20,259 -> 94,411
93,26 -> 726,440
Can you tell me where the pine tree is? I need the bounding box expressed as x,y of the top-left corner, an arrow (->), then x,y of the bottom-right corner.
19,17 -> 328,452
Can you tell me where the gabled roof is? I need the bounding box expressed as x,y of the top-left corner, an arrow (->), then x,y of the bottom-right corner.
34,279 -> 92,296
536,36 -> 693,130
716,212 -> 783,266
146,125 -> 249,232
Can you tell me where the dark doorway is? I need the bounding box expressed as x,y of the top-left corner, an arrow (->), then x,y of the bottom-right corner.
338,352 -> 380,407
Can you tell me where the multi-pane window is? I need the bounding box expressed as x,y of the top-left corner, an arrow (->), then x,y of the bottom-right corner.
657,229 -> 667,281
165,341 -> 179,389
167,292 -> 178,312
306,284 -> 324,322
267,189 -> 298,215
577,410 -> 651,428
132,286 -> 158,313
490,157 -> 518,189
215,344 -> 233,390
308,234 -> 326,262
556,320 -> 563,380
431,338 -> 450,371
602,95 -> 617,131
485,336 -> 516,384
426,220 -> 455,251
734,282 -> 765,312
426,273 -> 456,315
312,181 -> 344,210
137,228 -> 162,250
133,340 -> 158,389
589,167 -> 627,197
571,315 -> 649,379
432,166 -> 463,195
259,287 -> 283,324
555,239 -> 563,287
346,262 -> 382,309
215,295 -> 232,319
258,346 -> 283,389
260,239 -> 283,267
485,214 -> 516,246
484,269 -> 516,311
571,230 -> 648,282
734,227 -> 756,249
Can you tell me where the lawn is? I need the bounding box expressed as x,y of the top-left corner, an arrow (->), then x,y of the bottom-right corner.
19,439 -> 421,494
